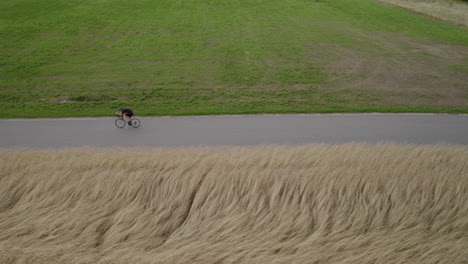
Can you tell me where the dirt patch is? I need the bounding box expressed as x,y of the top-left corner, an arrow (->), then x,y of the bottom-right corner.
51,94 -> 118,103
51,96 -> 74,104
308,34 -> 468,108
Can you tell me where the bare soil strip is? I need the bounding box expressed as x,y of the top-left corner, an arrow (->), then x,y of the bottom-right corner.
376,0 -> 468,27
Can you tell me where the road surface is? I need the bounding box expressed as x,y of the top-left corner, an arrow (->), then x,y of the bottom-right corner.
1,114 -> 467,148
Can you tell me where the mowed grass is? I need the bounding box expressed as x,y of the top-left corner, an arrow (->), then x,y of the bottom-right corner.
0,144 -> 467,263
1,0 -> 468,117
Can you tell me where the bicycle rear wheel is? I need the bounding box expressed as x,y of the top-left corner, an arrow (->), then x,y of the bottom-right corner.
131,118 -> 141,128
115,118 -> 126,128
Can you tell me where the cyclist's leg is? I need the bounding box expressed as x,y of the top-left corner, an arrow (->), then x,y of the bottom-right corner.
123,114 -> 132,126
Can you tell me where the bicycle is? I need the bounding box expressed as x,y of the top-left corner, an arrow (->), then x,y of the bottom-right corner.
115,115 -> 141,128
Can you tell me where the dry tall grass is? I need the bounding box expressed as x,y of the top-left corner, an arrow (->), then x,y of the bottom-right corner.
0,144 -> 467,264
377,0 -> 468,27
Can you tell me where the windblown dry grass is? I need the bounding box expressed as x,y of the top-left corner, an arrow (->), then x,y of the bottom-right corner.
0,144 -> 467,263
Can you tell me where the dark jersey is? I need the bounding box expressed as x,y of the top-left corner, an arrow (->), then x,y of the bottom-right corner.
121,108 -> 133,116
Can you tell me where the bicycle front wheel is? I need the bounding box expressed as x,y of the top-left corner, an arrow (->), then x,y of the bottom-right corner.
115,118 -> 126,128
131,118 -> 141,128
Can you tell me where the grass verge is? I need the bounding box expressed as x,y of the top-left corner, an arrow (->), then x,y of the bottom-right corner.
1,144 -> 467,263
0,102 -> 467,119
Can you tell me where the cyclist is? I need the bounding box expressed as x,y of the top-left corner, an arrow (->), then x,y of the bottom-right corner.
116,108 -> 134,126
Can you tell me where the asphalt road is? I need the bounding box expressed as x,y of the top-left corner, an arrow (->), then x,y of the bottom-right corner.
1,114 -> 467,148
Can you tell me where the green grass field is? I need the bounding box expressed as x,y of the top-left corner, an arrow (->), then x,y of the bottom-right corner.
1,0 -> 467,117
